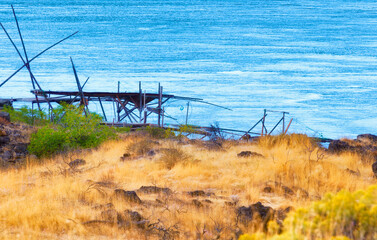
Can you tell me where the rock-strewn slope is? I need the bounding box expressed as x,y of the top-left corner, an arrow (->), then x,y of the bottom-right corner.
0,111 -> 33,167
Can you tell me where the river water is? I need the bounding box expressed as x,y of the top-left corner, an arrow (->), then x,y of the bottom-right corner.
0,0 -> 377,139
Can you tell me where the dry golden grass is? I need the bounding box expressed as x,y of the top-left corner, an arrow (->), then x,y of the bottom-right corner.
0,134 -> 375,239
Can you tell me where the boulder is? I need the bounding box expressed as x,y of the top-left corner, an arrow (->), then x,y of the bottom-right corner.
13,143 -> 28,153
138,186 -> 172,195
237,202 -> 275,229
0,136 -> 10,145
114,189 -> 142,204
0,112 -> 10,122
68,159 -> 86,169
0,100 -> 12,109
357,134 -> 377,143
328,140 -> 355,154
192,199 -> 203,208
120,153 -> 131,161
124,210 -> 147,229
187,190 -> 208,197
237,151 -> 264,158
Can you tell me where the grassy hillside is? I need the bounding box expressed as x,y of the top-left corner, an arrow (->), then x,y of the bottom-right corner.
0,133 -> 375,239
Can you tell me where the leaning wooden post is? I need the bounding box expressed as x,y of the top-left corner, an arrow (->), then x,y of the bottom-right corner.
185,101 -> 189,125
261,109 -> 266,136
284,118 -> 293,134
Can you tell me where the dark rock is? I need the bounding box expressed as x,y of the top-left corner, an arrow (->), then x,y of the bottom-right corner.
328,140 -> 355,154
147,150 -> 156,156
277,206 -> 293,221
263,186 -> 273,193
187,190 -> 207,197
237,151 -> 264,158
0,100 -> 12,109
101,209 -> 118,222
192,199 -> 203,208
0,112 -> 10,122
357,134 -> 377,143
13,143 -> 28,153
138,186 -> 172,195
237,202 -> 275,228
203,199 -> 213,204
68,159 -> 86,169
120,153 -> 131,161
114,189 -> 142,204
1,151 -> 12,160
93,203 -> 114,210
124,210 -> 147,229
0,136 -> 10,145
225,201 -> 237,207
345,168 -> 361,177
372,161 -> 377,178
282,186 -> 294,196
124,210 -> 143,222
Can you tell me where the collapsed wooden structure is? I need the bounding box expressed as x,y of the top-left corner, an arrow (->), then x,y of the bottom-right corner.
0,5 -> 330,141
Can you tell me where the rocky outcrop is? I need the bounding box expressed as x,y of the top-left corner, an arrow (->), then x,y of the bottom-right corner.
236,202 -> 275,230
137,186 -> 172,195
237,151 -> 264,158
114,189 -> 142,204
68,159 -> 86,169
0,117 -> 32,167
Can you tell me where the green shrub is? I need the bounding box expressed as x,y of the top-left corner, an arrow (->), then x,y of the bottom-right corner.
28,104 -> 116,158
3,105 -> 48,125
242,185 -> 377,240
28,125 -> 68,158
142,126 -> 175,139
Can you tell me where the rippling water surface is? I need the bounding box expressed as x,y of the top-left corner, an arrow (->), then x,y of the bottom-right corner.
1,0 -> 377,138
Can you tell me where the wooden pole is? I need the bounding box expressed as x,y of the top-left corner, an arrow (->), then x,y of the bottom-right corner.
117,81 -> 120,122
282,112 -> 285,134
162,107 -> 165,128
284,118 -> 293,134
70,57 -> 87,115
158,83 -> 162,127
98,97 -> 107,121
261,109 -> 266,136
139,81 -> 142,123
11,6 -> 42,111
0,31 -> 78,88
185,101 -> 189,125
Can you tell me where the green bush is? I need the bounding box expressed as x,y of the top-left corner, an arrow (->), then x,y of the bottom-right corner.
28,104 -> 116,158
241,185 -> 377,240
3,105 -> 48,125
143,126 -> 175,139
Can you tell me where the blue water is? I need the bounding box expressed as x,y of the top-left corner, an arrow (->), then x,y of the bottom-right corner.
1,0 -> 377,139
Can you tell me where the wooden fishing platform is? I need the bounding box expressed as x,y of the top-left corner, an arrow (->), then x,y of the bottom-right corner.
0,5 -> 333,142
